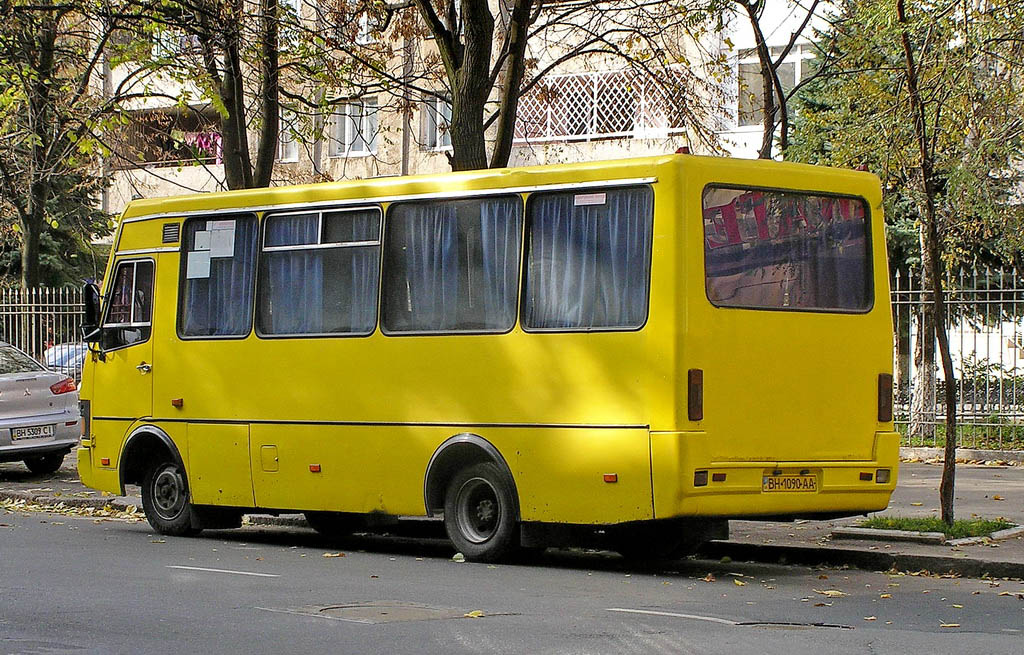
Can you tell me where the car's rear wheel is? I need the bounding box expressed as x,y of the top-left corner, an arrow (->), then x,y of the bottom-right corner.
141,460 -> 200,536
23,452 -> 66,475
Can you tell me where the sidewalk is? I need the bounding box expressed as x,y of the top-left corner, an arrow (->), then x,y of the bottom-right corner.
2,452 -> 1022,578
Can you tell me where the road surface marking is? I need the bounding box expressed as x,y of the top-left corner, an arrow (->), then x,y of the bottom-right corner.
167,565 -> 279,578
607,608 -> 739,626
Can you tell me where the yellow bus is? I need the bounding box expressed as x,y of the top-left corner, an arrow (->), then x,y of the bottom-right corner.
77,154 -> 898,562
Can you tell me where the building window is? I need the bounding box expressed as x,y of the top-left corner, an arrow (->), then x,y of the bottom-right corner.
736,45 -> 812,127
382,196 -> 522,334
257,207 -> 381,336
514,69 -> 686,143
101,260 -> 154,351
328,98 -> 378,157
179,215 -> 259,338
522,186 -> 654,331
421,96 -> 452,150
277,108 -> 298,162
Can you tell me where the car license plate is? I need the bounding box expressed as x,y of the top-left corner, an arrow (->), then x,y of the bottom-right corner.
11,424 -> 54,441
762,474 -> 817,493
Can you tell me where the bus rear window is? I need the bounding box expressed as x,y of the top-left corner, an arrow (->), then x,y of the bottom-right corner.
702,187 -> 871,312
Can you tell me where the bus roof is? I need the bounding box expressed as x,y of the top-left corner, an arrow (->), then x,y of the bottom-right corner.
119,153 -> 878,222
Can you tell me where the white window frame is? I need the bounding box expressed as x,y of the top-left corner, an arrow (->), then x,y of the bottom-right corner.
735,44 -> 814,130
277,108 -> 299,163
328,98 -> 378,158
421,95 -> 452,151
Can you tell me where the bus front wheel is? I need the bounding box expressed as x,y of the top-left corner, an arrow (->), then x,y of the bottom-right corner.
443,462 -> 518,563
141,460 -> 200,536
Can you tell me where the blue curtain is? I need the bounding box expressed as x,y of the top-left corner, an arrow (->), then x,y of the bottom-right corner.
261,214 -> 323,334
181,216 -> 257,336
259,210 -> 379,335
384,197 -> 521,333
524,187 -> 653,330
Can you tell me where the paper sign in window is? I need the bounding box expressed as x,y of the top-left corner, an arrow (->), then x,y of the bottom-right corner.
209,229 -> 235,257
574,193 -> 606,206
194,230 -> 211,251
186,251 -> 211,279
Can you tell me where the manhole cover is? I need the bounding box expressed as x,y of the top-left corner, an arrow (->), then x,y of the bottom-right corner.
258,602 -> 472,624
319,602 -> 467,624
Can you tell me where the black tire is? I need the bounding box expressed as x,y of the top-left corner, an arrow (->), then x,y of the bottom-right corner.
304,511 -> 359,538
23,452 -> 66,475
141,460 -> 200,536
443,462 -> 519,563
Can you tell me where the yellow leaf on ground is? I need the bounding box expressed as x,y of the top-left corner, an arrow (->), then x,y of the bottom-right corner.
880,594 -> 892,599
864,616 -> 876,621
992,495 -> 1004,501
464,610 -> 485,618
910,502 -> 923,506
701,573 -> 716,583
734,579 -> 746,586
814,589 -> 848,598
940,623 -> 960,628
322,552 -> 345,558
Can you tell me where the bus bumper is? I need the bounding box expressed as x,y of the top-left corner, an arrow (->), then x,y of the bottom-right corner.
651,431 -> 900,519
76,442 -> 122,495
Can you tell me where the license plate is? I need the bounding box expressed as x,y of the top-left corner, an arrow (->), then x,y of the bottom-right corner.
12,424 -> 55,441
762,474 -> 817,493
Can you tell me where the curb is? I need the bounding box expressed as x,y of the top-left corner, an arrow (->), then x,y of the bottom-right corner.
699,540 -> 1024,579
900,446 -> 1024,464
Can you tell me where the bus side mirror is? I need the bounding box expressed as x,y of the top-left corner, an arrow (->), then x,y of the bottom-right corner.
82,282 -> 102,344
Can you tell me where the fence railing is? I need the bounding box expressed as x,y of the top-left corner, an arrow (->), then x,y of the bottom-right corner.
0,287 -> 85,380
4,269 -> 1024,451
892,267 -> 1024,451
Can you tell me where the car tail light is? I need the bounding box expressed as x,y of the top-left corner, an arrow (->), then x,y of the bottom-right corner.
50,377 -> 77,395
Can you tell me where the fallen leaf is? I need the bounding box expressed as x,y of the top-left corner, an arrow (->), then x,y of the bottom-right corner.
814,602 -> 832,607
452,553 -> 466,563
880,594 -> 892,599
814,589 -> 848,598
992,495 -> 1004,501
910,502 -> 923,506
818,574 -> 829,580
864,616 -> 876,621
322,552 -> 345,558
150,539 -> 165,544
734,579 -> 746,586
464,610 -> 485,618
952,604 -> 963,608
940,623 -> 960,628
701,573 -> 716,583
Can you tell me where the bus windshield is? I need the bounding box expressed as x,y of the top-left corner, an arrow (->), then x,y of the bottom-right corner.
702,186 -> 871,312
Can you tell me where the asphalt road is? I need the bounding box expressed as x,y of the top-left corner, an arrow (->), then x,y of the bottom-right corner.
2,506 -> 1023,654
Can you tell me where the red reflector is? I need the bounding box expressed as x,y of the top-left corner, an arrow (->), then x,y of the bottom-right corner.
712,473 -> 726,482
49,377 -> 76,395
878,373 -> 893,422
171,398 -> 184,408
309,464 -> 321,473
65,421 -> 77,426
603,473 -> 618,483
100,458 -> 110,466
688,369 -> 703,421
860,472 -> 873,481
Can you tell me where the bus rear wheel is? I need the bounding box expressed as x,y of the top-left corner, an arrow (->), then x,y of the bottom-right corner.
443,462 -> 518,563
141,460 -> 199,536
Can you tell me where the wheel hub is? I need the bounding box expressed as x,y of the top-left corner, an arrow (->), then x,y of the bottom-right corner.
152,466 -> 186,519
455,477 -> 500,544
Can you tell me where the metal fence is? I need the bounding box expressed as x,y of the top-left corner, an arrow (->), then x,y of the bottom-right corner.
0,287 -> 85,379
3,270 -> 1024,450
893,267 -> 1024,450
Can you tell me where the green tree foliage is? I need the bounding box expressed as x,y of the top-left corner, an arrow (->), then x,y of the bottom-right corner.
788,0 -> 1024,524
0,0 -> 121,287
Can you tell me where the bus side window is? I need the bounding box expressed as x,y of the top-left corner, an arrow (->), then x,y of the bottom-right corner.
101,260 -> 154,351
522,185 -> 654,331
179,215 -> 259,338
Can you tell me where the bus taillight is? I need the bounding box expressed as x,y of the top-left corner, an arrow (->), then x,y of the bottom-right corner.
878,374 -> 893,422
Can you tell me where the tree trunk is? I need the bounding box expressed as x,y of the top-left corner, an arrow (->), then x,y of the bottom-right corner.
910,267 -> 936,440
897,0 -> 958,525
252,0 -> 280,188
488,0 -> 533,169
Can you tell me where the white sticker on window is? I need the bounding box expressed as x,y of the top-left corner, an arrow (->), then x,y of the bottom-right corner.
186,251 -> 211,279
208,219 -> 236,231
194,230 -> 211,251
209,229 -> 235,257
574,192 -> 606,206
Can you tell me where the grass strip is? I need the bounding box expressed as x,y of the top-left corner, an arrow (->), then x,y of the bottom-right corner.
860,515 -> 1015,538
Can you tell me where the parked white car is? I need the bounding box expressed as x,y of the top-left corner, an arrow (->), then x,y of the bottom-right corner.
0,341 -> 80,474
43,342 -> 88,383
